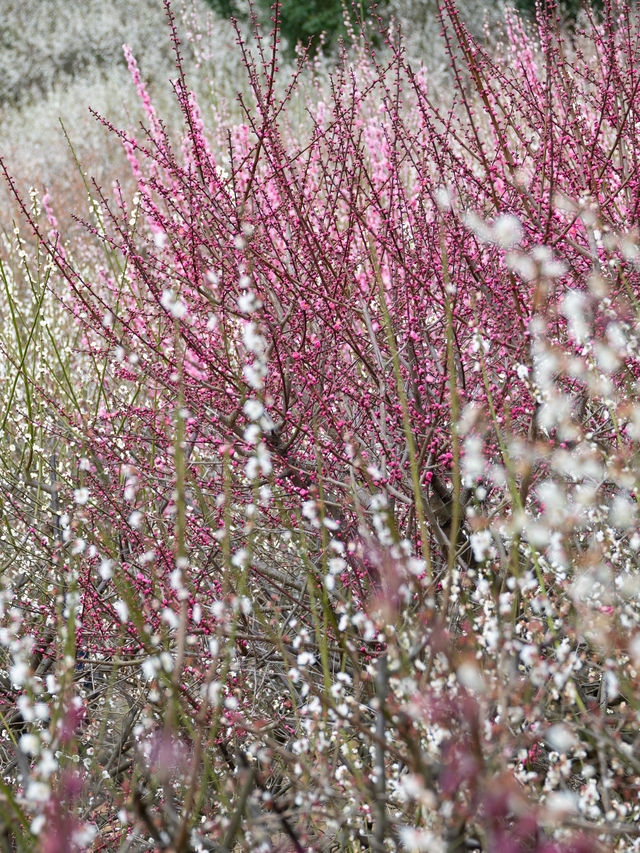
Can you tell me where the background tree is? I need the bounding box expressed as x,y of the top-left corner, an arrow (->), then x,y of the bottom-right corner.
203,0 -> 386,54
203,0 -> 605,58
513,0 -> 603,21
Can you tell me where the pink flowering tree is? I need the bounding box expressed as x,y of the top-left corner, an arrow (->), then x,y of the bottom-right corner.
2,0 -> 640,850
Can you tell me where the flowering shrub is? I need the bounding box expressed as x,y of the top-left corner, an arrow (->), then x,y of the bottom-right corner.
0,0 -> 251,239
2,0 -> 640,850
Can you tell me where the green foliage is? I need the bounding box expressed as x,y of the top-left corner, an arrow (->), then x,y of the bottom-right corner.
203,0 -> 611,49
202,0 -> 241,16
513,0 -> 603,21
271,0 -> 357,53
203,0 -> 385,54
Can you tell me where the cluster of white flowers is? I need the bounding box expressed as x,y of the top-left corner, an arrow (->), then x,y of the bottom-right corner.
236,266 -> 273,484
464,211 -> 523,248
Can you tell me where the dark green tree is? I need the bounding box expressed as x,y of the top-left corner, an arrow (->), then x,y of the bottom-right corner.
202,0 -> 385,55
201,0 -> 245,20
513,0 -> 603,21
